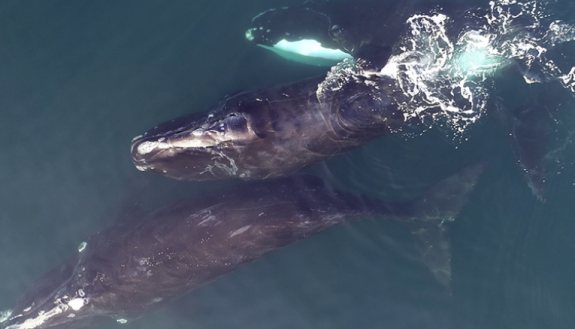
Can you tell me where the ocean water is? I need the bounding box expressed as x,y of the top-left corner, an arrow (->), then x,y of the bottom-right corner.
1,1 -> 575,329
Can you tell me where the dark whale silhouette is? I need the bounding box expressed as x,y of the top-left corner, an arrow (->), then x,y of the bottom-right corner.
131,73 -> 415,181
130,0 -> 478,182
1,163 -> 485,329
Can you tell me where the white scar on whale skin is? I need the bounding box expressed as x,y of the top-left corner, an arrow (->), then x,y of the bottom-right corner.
229,225 -> 252,238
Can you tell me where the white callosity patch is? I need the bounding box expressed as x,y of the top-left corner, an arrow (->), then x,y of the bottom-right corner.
136,141 -> 164,155
136,140 -> 177,155
5,289 -> 91,329
136,133 -> 220,158
5,304 -> 66,329
245,29 -> 254,41
67,298 -> 85,311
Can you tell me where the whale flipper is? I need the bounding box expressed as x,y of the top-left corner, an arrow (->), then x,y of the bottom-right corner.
403,162 -> 487,287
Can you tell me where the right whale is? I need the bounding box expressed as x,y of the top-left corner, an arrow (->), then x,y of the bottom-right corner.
130,1 -> 478,182
1,164 -> 486,329
131,0 -> 569,201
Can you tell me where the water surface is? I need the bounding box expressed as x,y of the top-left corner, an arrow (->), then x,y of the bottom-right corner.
1,1 -> 575,328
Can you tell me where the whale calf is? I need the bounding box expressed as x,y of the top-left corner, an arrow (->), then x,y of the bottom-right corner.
245,0 -> 473,69
1,163 -> 485,329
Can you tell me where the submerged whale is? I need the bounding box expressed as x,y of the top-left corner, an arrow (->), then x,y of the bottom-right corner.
1,163 -> 485,329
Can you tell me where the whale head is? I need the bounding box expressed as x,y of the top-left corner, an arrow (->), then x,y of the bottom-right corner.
246,6 -> 352,66
131,93 -> 271,181
1,259 -> 103,329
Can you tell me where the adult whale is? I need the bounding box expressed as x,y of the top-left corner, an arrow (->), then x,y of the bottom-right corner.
1,164 -> 485,329
130,1 -> 476,182
131,70 -> 417,181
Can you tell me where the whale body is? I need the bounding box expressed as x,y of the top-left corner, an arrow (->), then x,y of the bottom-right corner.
131,73 -> 416,181
1,163 -> 485,329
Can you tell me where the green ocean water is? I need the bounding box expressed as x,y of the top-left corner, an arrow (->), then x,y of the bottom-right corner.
1,1 -> 575,329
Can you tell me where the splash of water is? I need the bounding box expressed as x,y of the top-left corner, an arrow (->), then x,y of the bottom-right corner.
320,0 -> 575,136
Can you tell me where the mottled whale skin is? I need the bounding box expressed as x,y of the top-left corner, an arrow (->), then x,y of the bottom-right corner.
131,73 -> 413,181
1,164 -> 485,329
